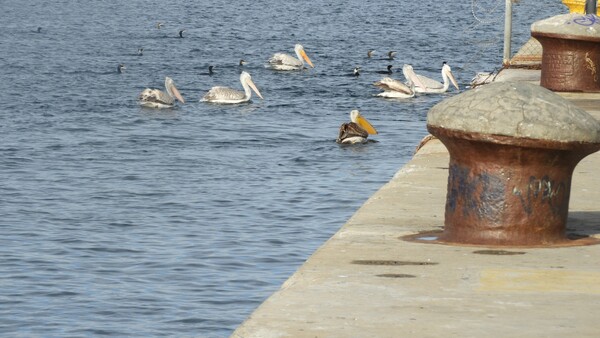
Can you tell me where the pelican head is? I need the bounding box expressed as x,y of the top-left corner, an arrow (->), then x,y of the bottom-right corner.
294,44 -> 314,68
117,64 -> 126,73
350,110 -> 378,135
240,71 -> 263,100
165,77 -> 185,103
442,62 -> 459,91
402,64 -> 425,89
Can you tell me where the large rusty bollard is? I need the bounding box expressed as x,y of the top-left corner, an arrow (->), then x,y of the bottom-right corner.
427,82 -> 600,246
531,13 -> 600,92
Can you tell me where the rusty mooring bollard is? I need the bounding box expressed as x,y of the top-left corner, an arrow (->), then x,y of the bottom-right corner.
427,82 -> 600,246
531,13 -> 600,92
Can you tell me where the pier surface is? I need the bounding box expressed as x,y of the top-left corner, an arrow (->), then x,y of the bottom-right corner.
231,71 -> 600,338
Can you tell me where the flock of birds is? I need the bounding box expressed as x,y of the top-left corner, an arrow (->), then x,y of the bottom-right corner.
128,24 -> 461,145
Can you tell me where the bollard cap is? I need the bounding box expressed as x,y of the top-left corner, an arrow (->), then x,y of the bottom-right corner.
427,82 -> 600,143
531,13 -> 600,40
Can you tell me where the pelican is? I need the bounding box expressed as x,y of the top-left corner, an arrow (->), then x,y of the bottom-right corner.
407,62 -> 460,94
374,64 -> 424,99
377,65 -> 393,74
139,77 -> 185,108
336,110 -> 378,144
201,71 -> 263,104
268,44 -> 314,71
117,64 -> 126,73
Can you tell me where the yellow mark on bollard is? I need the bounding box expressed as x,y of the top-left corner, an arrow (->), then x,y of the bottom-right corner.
478,268 -> 600,294
585,52 -> 598,83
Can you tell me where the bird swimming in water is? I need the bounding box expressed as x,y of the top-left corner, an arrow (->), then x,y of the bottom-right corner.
137,48 -> 144,56
406,61 -> 460,94
367,50 -> 375,58
37,27 -> 42,33
201,71 -> 263,104
139,77 -> 185,108
336,110 -> 378,144
178,29 -> 186,38
386,51 -> 397,60
117,64 -> 126,73
208,65 -> 214,76
239,59 -> 247,66
377,65 -> 393,74
374,64 -> 425,99
156,22 -> 164,29
268,44 -> 314,71
352,66 -> 361,77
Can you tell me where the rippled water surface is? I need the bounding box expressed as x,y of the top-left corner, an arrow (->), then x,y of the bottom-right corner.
1,1 -> 565,337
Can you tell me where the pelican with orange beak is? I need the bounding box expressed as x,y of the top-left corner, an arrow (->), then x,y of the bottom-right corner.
336,110 -> 378,144
268,44 -> 314,71
406,61 -> 460,94
201,71 -> 263,104
138,76 -> 185,108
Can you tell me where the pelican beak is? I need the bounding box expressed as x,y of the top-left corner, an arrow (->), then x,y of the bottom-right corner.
357,114 -> 378,135
448,70 -> 459,91
300,50 -> 314,68
171,84 -> 185,103
248,79 -> 263,99
405,68 -> 425,90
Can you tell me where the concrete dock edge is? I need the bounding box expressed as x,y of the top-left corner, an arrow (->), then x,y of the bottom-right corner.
231,73 -> 600,338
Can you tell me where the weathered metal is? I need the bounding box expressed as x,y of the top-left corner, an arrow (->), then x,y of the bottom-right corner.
427,126 -> 600,246
531,14 -> 600,92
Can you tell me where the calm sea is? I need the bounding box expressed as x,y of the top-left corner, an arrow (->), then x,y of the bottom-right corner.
0,1 -> 565,337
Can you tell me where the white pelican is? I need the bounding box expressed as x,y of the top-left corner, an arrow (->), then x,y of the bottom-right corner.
139,77 -> 185,109
407,62 -> 460,94
374,64 -> 425,99
268,44 -> 314,71
336,110 -> 378,144
201,71 -> 263,104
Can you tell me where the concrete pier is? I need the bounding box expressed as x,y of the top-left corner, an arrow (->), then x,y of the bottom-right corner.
231,71 -> 600,337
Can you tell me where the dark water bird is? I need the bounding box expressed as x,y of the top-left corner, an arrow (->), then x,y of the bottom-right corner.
336,110 -> 378,144
351,66 -> 361,77
367,50 -> 374,58
377,65 -> 393,74
386,51 -> 397,60
137,48 -> 144,56
36,27 -> 42,33
117,64 -> 126,73
178,29 -> 186,38
239,59 -> 247,66
156,22 -> 164,29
